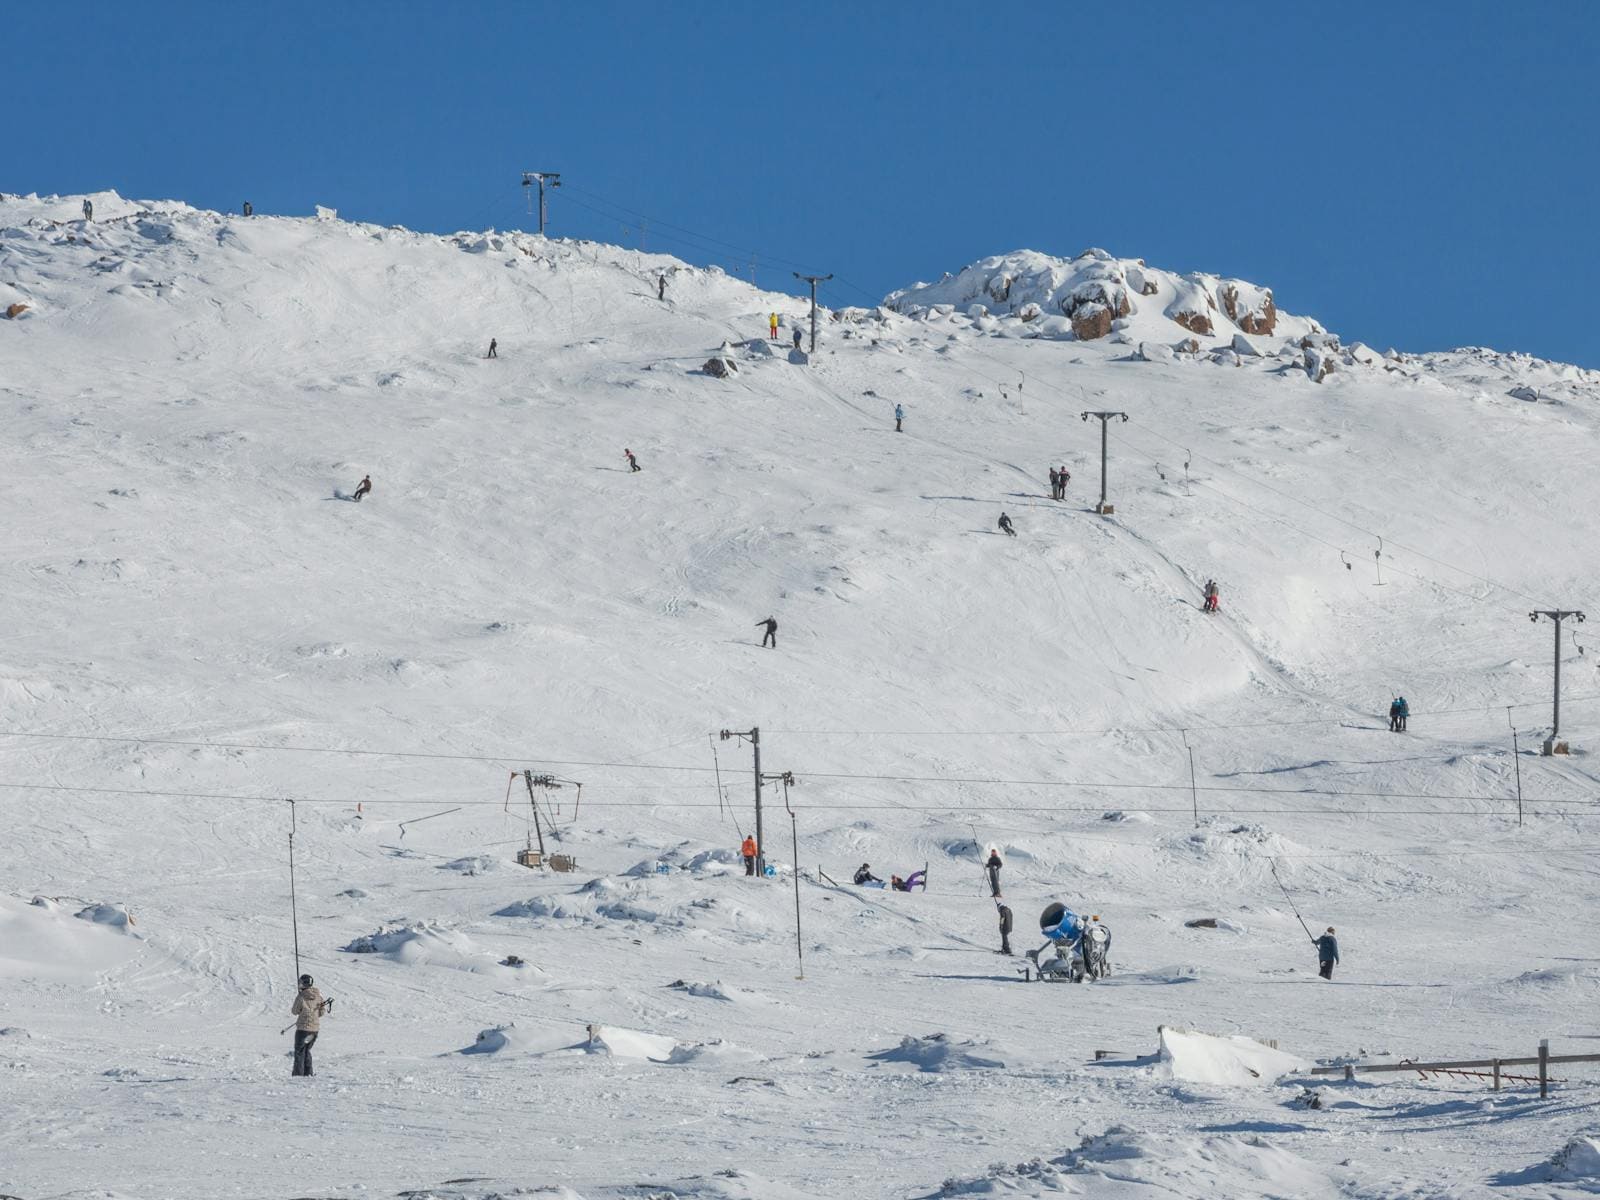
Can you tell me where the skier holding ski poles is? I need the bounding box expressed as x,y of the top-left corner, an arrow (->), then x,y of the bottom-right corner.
288,974 -> 332,1077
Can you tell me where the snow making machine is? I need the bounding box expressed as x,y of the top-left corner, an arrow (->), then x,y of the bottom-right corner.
1022,902 -> 1111,983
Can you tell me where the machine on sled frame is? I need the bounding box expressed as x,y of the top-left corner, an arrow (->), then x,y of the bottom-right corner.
1019,902 -> 1111,983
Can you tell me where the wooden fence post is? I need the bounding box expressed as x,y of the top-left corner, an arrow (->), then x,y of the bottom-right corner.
1492,1059 -> 1500,1091
1344,1064 -> 1353,1082
1539,1040 -> 1549,1099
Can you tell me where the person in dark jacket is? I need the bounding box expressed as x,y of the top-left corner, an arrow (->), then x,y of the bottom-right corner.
757,616 -> 777,648
792,326 -> 803,350
625,447 -> 640,472
352,475 -> 372,502
243,200 -> 254,217
83,199 -> 93,221
1048,467 -> 1060,500
853,863 -> 880,885
487,338 -> 497,359
985,848 -> 1003,898
657,275 -> 666,301
998,512 -> 1016,537
1394,696 -> 1409,732
1316,927 -> 1339,980
997,902 -> 1014,955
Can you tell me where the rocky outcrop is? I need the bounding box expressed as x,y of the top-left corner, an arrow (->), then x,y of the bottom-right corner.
1061,260 -> 1132,342
1166,278 -> 1216,336
1219,280 -> 1277,335
1304,345 -> 1337,383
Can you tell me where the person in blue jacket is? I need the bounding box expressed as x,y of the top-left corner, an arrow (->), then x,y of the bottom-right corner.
894,403 -> 904,432
1394,696 -> 1409,732
1316,927 -> 1339,979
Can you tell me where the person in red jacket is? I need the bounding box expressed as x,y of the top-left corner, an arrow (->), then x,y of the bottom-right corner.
741,835 -> 758,876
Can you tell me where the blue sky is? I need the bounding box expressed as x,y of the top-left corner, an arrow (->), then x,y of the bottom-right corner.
6,3 -> 1597,364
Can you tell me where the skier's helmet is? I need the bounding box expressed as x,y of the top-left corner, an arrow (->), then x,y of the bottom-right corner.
299,974 -> 313,988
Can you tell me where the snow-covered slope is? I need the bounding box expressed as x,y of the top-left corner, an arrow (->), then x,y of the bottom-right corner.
3,191 -> 1600,1199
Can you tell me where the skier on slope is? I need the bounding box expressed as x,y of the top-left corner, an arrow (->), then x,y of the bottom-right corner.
757,615 -> 777,648
894,403 -> 904,433
998,512 -> 1016,537
1203,579 -> 1219,612
352,475 -> 372,502
487,338 -> 497,359
625,448 -> 641,473
985,848 -> 1003,898
1316,927 -> 1340,980
290,974 -> 329,1077
1048,467 -> 1059,500
741,835 -> 759,876
997,902 -> 1014,955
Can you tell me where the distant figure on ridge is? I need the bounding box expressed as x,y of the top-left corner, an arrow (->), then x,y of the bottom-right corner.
625,448 -> 641,473
741,835 -> 759,876
1203,579 -> 1219,612
658,275 -> 666,301
757,615 -> 778,648
894,403 -> 904,433
352,475 -> 372,503
83,199 -> 93,222
486,338 -> 497,359
1316,927 -> 1339,980
998,512 -> 1016,537
242,200 -> 253,217
769,312 -> 779,340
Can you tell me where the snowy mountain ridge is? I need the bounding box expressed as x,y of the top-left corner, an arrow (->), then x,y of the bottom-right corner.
3,189 -> 1600,1200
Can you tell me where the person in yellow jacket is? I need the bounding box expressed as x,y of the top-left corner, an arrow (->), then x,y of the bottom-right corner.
769,312 -> 779,340
741,835 -> 759,876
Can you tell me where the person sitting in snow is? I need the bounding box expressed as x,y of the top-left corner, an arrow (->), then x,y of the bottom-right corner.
853,863 -> 881,885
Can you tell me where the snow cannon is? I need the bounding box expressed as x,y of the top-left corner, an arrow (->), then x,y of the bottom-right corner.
1023,903 -> 1110,983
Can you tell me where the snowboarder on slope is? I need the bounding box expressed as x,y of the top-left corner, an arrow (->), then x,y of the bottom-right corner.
769,312 -> 780,340
997,902 -> 1014,955
894,403 -> 904,433
985,848 -> 1003,898
757,615 -> 777,648
1316,927 -> 1339,980
741,835 -> 759,876
998,512 -> 1016,537
1203,579 -> 1219,612
291,974 -> 328,1077
853,863 -> 881,885
625,448 -> 641,473
352,475 -> 372,502
487,338 -> 497,359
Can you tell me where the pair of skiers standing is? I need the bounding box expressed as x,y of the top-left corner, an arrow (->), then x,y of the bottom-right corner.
1047,466 -> 1070,500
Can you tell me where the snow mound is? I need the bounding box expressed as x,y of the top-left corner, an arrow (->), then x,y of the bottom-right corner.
342,921 -> 508,974
667,979 -> 772,1005
928,1127 -> 1342,1199
457,1023 -> 573,1057
664,1039 -> 765,1068
1550,1135 -> 1600,1180
437,854 -> 502,876
1155,1026 -> 1308,1086
0,895 -> 146,984
585,1023 -> 677,1062
74,902 -> 138,932
867,1033 -> 1007,1072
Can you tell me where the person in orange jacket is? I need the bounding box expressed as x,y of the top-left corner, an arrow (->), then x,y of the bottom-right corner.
741,835 -> 758,876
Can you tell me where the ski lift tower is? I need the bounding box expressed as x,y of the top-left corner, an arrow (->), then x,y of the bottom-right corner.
522,171 -> 561,236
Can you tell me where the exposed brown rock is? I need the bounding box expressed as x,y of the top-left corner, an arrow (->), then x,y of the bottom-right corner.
1219,282 -> 1278,335
4,303 -> 28,319
1071,304 -> 1113,341
1172,309 -> 1213,336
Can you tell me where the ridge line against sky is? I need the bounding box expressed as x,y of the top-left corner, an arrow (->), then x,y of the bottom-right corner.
3,1 -> 1597,366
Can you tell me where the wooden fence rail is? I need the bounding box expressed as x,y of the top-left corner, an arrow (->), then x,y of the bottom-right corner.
1309,1041 -> 1600,1097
